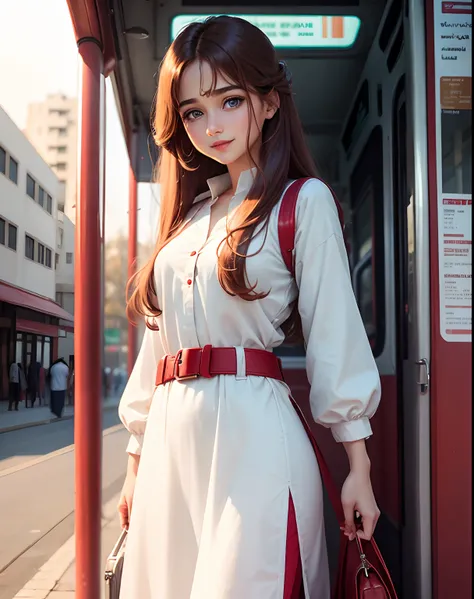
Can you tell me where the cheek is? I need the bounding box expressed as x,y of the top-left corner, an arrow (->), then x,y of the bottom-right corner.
184,121 -> 208,151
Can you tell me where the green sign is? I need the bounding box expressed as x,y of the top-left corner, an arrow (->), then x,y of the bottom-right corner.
104,328 -> 121,346
171,15 -> 361,49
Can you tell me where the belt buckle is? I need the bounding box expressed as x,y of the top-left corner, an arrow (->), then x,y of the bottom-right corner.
173,349 -> 200,381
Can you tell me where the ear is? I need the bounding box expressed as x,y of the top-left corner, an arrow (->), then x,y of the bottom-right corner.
264,90 -> 280,119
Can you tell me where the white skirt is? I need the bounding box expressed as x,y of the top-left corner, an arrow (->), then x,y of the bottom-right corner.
119,374 -> 330,599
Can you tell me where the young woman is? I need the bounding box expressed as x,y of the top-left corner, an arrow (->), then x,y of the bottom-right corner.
118,15 -> 381,599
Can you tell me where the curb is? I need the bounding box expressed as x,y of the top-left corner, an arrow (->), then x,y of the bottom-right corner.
0,403 -> 119,435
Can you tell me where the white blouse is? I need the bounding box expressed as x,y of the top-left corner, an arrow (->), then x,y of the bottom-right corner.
119,170 -> 381,455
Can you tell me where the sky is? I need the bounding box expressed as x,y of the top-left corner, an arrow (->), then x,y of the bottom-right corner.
0,0 -> 159,244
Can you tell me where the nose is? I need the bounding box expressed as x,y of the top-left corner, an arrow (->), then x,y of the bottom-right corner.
206,116 -> 223,137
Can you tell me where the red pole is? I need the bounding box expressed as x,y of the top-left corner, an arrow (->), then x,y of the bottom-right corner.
127,164 -> 138,375
75,39 -> 103,599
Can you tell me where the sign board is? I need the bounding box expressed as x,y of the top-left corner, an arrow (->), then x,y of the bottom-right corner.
104,328 -> 121,346
433,1 -> 472,342
171,15 -> 361,49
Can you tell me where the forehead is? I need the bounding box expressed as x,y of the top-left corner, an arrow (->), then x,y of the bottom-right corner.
178,60 -> 236,102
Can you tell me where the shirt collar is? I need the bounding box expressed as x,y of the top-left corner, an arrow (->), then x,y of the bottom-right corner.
193,168 -> 257,205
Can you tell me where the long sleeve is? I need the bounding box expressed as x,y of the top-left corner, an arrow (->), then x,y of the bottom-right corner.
118,321 -> 164,455
294,179 -> 381,443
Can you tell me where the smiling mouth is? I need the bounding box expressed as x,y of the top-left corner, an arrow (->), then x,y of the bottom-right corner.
211,140 -> 233,149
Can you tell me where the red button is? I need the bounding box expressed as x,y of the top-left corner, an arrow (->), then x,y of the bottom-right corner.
190,251 -> 196,256
187,279 -> 192,285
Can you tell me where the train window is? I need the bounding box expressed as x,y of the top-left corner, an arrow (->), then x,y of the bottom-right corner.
350,127 -> 385,356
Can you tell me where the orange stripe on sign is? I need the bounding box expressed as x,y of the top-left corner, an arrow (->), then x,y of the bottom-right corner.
322,16 -> 328,38
332,17 -> 344,39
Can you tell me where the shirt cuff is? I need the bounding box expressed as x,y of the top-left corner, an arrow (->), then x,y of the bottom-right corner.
331,417 -> 373,443
126,433 -> 144,456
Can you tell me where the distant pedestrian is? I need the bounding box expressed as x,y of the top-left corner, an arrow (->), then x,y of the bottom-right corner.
27,361 -> 39,408
8,361 -> 20,411
38,363 -> 46,405
49,358 -> 70,418
18,363 -> 27,404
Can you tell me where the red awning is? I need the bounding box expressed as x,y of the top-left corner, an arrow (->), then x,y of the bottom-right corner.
0,280 -> 74,325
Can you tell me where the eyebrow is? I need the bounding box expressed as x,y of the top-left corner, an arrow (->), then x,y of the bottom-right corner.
178,85 -> 242,109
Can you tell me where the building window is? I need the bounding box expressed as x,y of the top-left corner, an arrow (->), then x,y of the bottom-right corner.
57,146 -> 67,154
38,186 -> 45,207
66,252 -> 73,264
56,291 -> 63,306
37,243 -> 45,265
55,163 -> 67,171
58,128 -> 67,137
55,252 -> 60,269
9,157 -> 18,184
25,235 -> 35,260
27,174 -> 36,199
0,146 -> 5,174
58,227 -> 64,248
8,223 -> 17,251
46,194 -> 53,214
0,217 -> 5,245
45,247 -> 52,268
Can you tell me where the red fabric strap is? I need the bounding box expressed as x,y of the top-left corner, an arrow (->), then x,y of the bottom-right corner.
155,345 -> 284,386
278,178 -> 347,277
278,177 -> 348,524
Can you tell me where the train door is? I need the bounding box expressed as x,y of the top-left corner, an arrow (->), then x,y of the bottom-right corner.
342,1 -> 433,596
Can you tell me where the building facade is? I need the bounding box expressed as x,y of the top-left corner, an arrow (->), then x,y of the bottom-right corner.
25,94 -> 78,224
56,209 -> 75,363
0,107 -> 74,403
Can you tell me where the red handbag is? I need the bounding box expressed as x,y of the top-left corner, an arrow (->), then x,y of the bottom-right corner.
278,179 -> 398,599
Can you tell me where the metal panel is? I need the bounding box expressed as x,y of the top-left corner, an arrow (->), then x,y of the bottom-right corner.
402,1 -> 432,597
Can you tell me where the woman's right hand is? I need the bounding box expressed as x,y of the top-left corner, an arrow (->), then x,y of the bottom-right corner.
117,471 -> 136,530
117,454 -> 140,530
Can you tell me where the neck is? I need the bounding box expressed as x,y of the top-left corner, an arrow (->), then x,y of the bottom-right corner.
226,138 -> 262,194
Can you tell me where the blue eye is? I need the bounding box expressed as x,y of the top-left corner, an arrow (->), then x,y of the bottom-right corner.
225,97 -> 244,109
183,109 -> 203,122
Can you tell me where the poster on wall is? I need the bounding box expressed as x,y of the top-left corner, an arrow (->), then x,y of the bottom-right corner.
433,1 -> 472,342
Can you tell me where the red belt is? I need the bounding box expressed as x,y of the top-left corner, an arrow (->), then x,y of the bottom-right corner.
155,345 -> 284,386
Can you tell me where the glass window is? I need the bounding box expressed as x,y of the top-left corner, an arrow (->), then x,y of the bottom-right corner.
38,187 -> 45,207
0,146 -> 5,174
45,247 -> 52,268
43,338 -> 51,369
37,243 -> 45,264
57,227 -> 64,248
46,194 -> 53,214
0,218 -> 5,245
55,163 -> 67,171
27,174 -> 36,199
16,338 -> 23,363
8,223 -> 17,250
55,252 -> 60,269
350,126 -> 385,355
9,157 -> 18,184
66,252 -> 73,264
57,146 -> 67,154
37,338 -> 43,365
25,235 -> 35,260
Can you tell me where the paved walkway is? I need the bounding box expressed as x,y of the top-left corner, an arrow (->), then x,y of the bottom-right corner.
13,493 -> 123,599
0,396 -> 121,434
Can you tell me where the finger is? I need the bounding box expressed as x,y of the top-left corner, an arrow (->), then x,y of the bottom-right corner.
342,502 -> 356,535
357,513 -> 377,540
117,501 -> 129,530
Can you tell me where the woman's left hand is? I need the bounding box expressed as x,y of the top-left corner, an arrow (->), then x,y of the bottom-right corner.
340,468 -> 380,541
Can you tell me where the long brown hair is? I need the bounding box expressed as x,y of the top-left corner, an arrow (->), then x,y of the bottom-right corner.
127,16 -> 317,330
